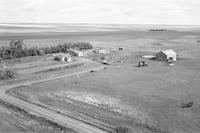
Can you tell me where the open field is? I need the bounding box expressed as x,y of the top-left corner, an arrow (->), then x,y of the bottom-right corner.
7,55 -> 200,133
1,24 -> 200,133
0,54 -> 102,87
5,55 -> 85,74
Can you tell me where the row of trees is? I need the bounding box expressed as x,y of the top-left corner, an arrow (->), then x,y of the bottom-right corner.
0,40 -> 93,59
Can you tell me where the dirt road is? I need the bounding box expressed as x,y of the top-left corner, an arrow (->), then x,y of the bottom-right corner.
0,66 -> 109,133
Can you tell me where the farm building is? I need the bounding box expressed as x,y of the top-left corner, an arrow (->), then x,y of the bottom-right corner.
118,47 -> 124,50
53,53 -> 72,62
69,50 -> 84,57
142,55 -> 156,60
97,49 -> 109,54
156,49 -> 177,62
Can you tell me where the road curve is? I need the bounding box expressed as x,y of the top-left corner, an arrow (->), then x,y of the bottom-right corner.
0,66 -> 109,133
0,66 -> 105,92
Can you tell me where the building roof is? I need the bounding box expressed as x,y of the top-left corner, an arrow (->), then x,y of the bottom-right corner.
69,49 -> 82,53
160,49 -> 176,56
53,53 -> 71,58
98,49 -> 106,51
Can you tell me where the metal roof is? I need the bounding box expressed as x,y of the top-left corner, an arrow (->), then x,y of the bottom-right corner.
161,49 -> 176,56
53,53 -> 71,58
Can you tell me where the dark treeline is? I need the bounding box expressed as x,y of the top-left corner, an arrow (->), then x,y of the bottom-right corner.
0,40 -> 93,60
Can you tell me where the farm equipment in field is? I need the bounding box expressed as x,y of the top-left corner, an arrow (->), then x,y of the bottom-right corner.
90,69 -> 96,73
136,61 -> 148,67
102,60 -> 113,65
181,101 -> 193,108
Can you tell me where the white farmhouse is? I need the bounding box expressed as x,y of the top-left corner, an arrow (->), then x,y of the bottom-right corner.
156,49 -> 177,62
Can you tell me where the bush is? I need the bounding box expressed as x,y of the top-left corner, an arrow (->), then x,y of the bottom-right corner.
27,47 -> 39,56
38,49 -> 45,56
54,56 -> 61,61
115,126 -> 129,133
0,40 -> 28,59
0,64 -> 16,79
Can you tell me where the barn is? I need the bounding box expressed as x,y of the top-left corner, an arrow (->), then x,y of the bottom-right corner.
156,49 -> 177,62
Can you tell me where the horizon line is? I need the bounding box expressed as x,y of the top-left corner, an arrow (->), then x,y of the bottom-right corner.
0,22 -> 200,26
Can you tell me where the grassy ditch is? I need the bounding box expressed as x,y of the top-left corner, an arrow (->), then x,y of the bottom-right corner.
0,99 -> 78,133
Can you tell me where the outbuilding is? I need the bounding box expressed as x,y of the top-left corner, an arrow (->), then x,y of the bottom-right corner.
156,49 -> 177,62
118,47 -> 124,50
98,49 -> 109,54
53,53 -> 72,62
69,50 -> 84,57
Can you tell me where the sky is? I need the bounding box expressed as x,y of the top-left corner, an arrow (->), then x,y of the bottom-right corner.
0,0 -> 200,25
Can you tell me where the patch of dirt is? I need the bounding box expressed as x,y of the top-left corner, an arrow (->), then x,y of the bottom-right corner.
49,91 -> 145,117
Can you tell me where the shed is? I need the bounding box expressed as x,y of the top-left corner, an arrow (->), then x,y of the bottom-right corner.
156,49 -> 177,62
69,50 -> 83,57
98,49 -> 109,54
142,55 -> 156,60
118,47 -> 124,50
53,53 -> 72,62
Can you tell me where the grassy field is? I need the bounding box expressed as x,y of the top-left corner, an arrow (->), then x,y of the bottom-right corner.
0,54 -> 102,88
2,24 -> 200,133
7,53 -> 200,133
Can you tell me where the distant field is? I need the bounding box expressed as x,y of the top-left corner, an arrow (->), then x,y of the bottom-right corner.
0,23 -> 127,34
0,23 -> 200,49
0,31 -> 199,53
